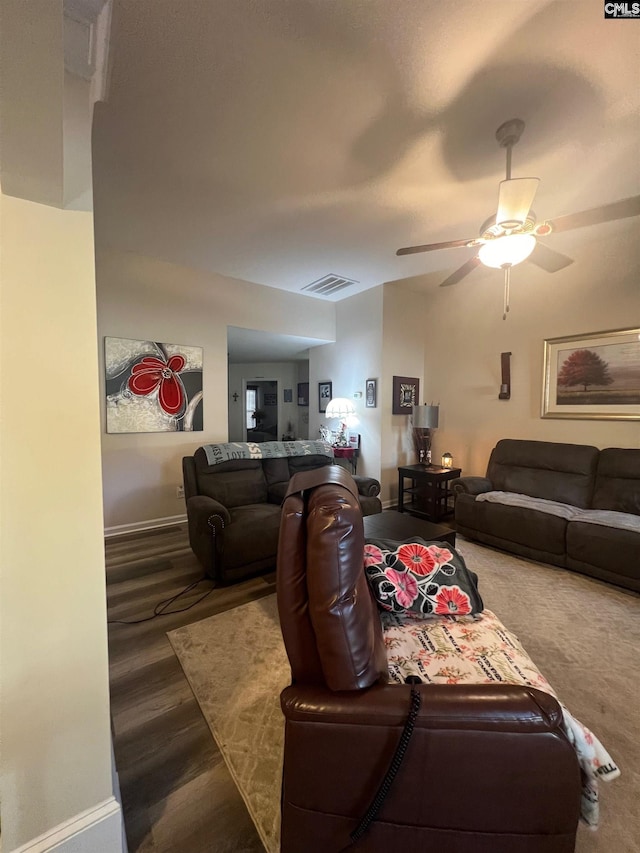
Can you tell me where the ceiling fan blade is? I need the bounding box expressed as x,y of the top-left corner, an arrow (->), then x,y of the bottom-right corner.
396,237 -> 477,256
439,256 -> 481,287
528,241 -> 574,273
496,178 -> 540,228
546,195 -> 640,233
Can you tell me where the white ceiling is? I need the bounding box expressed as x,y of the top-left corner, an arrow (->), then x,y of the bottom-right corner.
227,326 -> 329,362
92,0 -> 640,303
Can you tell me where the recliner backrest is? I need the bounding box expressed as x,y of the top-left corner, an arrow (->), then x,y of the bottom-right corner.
487,439 -> 599,508
592,448 -> 640,515
262,457 -> 291,486
193,447 -> 268,507
262,455 -> 334,486
287,454 -> 334,478
277,466 -> 387,692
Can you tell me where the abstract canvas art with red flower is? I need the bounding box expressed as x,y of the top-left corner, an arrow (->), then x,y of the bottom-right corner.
105,337 -> 203,433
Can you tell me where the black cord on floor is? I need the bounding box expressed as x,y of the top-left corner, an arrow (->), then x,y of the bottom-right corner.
108,576 -> 214,625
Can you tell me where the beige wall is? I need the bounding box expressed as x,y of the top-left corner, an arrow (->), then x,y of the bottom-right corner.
98,224 -> 639,527
415,225 -> 640,480
96,248 -> 335,529
310,287 -> 384,482
379,285 -> 431,504
0,194 -> 116,849
312,234 -> 639,509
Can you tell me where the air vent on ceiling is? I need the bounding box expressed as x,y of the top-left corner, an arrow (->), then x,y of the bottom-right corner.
301,274 -> 359,296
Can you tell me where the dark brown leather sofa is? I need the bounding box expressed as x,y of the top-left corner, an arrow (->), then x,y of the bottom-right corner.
277,466 -> 581,853
452,439 -> 640,591
182,442 -> 382,584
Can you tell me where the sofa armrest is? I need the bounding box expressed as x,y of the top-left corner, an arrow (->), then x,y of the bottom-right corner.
186,494 -> 231,528
353,475 -> 381,498
282,681 -> 565,730
280,682 -> 580,848
450,476 -> 492,497
182,455 -> 199,501
185,495 -> 232,582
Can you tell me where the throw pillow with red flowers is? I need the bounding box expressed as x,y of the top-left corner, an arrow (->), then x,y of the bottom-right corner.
363,537 -> 483,618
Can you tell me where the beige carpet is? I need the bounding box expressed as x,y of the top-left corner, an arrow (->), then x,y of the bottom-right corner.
168,539 -> 640,853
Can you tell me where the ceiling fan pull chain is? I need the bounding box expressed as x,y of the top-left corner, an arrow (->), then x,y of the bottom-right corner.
503,266 -> 511,320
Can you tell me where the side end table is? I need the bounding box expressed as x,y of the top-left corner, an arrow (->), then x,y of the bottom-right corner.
397,464 -> 462,523
332,445 -> 358,474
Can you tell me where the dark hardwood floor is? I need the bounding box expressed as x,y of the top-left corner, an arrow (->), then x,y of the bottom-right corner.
106,524 -> 274,852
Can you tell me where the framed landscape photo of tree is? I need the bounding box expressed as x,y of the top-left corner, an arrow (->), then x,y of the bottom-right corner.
542,327 -> 640,420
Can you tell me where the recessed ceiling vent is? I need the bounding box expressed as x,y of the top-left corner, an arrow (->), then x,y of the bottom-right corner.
301,274 -> 359,296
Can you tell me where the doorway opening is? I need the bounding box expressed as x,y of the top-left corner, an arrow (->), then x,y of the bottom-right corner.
227,326 -> 328,443
245,379 -> 278,442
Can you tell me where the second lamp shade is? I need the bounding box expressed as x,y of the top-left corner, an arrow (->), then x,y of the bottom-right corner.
412,405 -> 439,429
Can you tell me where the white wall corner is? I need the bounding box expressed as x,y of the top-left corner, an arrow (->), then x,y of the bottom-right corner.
10,798 -> 124,853
63,0 -> 113,209
64,0 -> 113,103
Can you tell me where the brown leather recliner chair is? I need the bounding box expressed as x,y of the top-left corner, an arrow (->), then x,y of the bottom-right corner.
277,466 -> 581,853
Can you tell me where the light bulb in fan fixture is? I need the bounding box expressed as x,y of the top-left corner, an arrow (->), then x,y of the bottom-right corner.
478,233 -> 536,268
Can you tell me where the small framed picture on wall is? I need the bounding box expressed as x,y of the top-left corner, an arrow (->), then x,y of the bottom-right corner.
365,378 -> 377,408
297,382 -> 309,406
318,381 -> 332,413
392,375 -> 419,415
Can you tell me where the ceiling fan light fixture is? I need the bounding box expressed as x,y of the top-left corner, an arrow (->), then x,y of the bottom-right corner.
478,233 -> 536,268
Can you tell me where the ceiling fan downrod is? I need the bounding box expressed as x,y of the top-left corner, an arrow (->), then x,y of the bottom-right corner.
496,118 -> 526,181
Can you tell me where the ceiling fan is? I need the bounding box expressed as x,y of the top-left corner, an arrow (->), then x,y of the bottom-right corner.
396,119 -> 640,318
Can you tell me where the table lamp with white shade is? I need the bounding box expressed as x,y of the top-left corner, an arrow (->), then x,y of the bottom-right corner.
325,397 -> 357,447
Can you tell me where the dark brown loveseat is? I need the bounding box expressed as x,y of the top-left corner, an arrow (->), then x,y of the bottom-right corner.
182,440 -> 382,584
452,439 -> 640,591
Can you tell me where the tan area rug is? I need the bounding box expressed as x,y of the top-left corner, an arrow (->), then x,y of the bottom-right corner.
168,539 -> 640,853
169,594 -> 287,853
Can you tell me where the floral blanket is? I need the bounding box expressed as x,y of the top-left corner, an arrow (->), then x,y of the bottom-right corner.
381,608 -> 620,828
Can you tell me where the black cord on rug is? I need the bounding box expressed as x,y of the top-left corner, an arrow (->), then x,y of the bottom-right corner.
108,576 -> 214,625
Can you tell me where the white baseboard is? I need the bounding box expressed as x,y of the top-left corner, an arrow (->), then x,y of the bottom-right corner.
11,797 -> 124,853
111,740 -> 129,853
104,513 -> 187,539
104,502 -> 396,538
